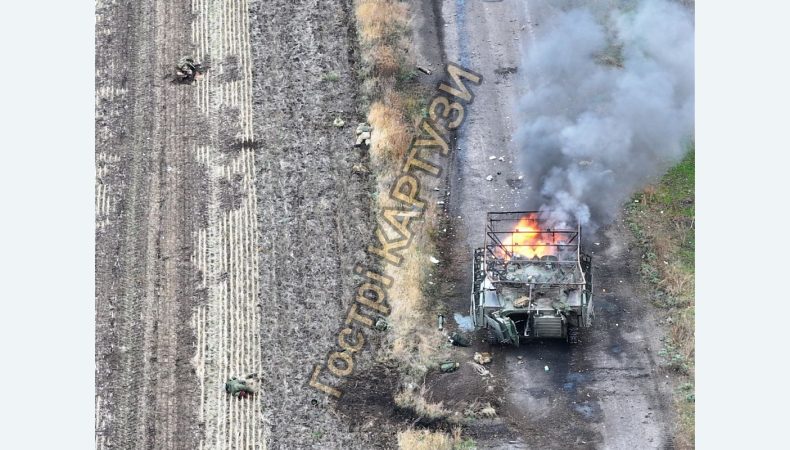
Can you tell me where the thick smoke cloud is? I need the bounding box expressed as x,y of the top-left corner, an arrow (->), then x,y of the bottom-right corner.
515,0 -> 694,231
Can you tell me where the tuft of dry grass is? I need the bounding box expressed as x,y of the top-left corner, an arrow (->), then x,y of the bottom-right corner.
395,386 -> 449,422
398,428 -> 453,450
397,426 -> 470,450
372,45 -> 402,77
357,0 -> 444,386
356,1 -> 408,43
368,100 -> 412,163
356,0 -> 455,431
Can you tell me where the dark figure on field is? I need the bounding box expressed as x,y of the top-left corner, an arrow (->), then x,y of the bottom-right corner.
225,376 -> 256,399
170,57 -> 208,84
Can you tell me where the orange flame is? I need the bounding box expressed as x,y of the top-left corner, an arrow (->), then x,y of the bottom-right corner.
500,216 -> 561,260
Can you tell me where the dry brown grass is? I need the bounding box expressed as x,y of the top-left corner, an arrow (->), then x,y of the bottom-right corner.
375,186 -> 446,374
394,385 -> 449,422
372,44 -> 401,77
356,0 -> 452,429
356,0 -> 413,103
397,427 -> 467,450
398,429 -> 452,450
356,1 -> 408,43
659,263 -> 693,299
368,99 -> 412,163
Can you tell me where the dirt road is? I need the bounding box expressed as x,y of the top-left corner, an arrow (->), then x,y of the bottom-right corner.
96,0 -> 391,448
412,0 -> 676,448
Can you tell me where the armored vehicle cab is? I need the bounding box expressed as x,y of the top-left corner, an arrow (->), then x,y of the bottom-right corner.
471,211 -> 594,345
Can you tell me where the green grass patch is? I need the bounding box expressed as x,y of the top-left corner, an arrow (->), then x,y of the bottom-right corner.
322,72 -> 340,82
625,142 -> 695,448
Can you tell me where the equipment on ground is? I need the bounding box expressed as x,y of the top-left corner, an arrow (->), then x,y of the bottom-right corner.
170,57 -> 208,84
225,376 -> 256,398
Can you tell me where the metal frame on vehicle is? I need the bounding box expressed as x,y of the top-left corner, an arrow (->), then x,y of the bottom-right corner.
482,211 -> 586,287
470,211 -> 594,333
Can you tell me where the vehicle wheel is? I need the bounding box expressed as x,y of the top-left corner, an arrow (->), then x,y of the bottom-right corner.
485,326 -> 502,345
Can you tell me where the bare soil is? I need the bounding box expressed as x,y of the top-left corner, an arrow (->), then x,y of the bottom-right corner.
96,0 -> 396,448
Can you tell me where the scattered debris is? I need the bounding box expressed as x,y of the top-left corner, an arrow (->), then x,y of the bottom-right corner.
544,365 -> 550,372
449,331 -> 471,347
469,362 -> 490,376
333,117 -> 345,128
437,314 -> 445,331
513,295 -> 530,308
170,57 -> 208,84
498,156 -> 505,162
429,256 -> 440,264
440,361 -> 460,373
374,316 -> 389,332
351,163 -> 369,175
489,156 -> 497,160
494,66 -> 518,76
480,404 -> 497,418
485,175 -> 494,181
474,352 -> 492,365
417,66 -> 432,75
355,122 -> 373,148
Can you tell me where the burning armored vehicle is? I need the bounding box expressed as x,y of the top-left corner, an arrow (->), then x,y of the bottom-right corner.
471,212 -> 594,345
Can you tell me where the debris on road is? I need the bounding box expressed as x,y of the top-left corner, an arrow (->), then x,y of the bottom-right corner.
417,66 -> 432,75
355,122 -> 372,148
489,156 -> 497,160
440,361 -> 460,373
473,352 -> 492,365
